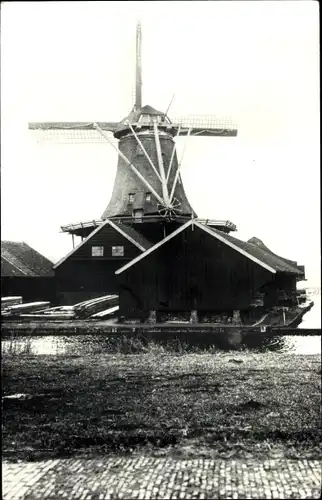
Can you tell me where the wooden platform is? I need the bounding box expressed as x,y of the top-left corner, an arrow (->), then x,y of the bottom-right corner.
1,320 -> 320,338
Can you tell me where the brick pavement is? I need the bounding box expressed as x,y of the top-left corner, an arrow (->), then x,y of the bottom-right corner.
2,456 -> 321,499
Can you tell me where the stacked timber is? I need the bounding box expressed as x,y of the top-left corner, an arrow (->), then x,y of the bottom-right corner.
20,306 -> 76,320
73,295 -> 119,319
1,295 -> 119,321
2,301 -> 50,317
90,305 -> 119,319
1,297 -> 22,311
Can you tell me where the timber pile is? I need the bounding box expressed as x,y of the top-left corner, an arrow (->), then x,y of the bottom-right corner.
20,306 -> 76,320
2,295 -> 119,321
73,295 -> 119,319
2,301 -> 50,317
90,305 -> 119,319
1,297 -> 22,311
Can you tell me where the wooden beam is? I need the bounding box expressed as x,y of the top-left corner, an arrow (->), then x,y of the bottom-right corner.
153,120 -> 171,205
93,123 -> 165,206
166,125 -> 181,184
128,123 -> 162,182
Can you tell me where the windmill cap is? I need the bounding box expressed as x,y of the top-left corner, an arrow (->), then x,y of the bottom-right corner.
114,104 -> 171,138
122,105 -> 165,123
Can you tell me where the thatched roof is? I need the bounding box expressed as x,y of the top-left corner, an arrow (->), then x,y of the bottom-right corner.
1,241 -> 54,277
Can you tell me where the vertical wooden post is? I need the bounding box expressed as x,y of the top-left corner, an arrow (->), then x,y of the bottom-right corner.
72,234 -> 75,248
147,310 -> 156,324
189,310 -> 198,324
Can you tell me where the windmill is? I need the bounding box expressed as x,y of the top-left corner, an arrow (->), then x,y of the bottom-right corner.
28,21 -> 238,244
26,21 -> 308,325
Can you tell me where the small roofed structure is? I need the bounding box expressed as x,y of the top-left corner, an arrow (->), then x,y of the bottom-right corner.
1,241 -> 55,302
53,219 -> 154,305
115,220 -> 305,323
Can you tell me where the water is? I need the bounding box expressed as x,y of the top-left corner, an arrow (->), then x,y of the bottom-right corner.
2,295 -> 321,356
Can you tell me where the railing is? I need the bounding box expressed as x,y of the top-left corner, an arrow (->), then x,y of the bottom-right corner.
61,220 -> 103,232
60,217 -> 237,233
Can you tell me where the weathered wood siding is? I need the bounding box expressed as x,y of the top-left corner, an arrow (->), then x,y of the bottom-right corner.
262,273 -> 297,308
1,276 -> 55,303
69,224 -> 142,260
55,224 -> 142,304
118,226 -> 275,318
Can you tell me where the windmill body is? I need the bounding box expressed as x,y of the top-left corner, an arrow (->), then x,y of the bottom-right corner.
101,105 -> 196,222
29,22 -> 306,324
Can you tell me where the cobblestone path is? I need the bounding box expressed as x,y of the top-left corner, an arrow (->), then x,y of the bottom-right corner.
2,457 -> 321,499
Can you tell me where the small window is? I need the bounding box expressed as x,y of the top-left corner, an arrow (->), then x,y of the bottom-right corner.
139,114 -> 151,125
146,192 -> 151,202
128,193 -> 135,203
92,246 -> 104,257
112,246 -> 124,257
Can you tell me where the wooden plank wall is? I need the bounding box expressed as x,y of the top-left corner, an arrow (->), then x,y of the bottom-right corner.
70,224 -> 142,260
55,224 -> 143,304
1,276 -> 55,304
118,226 -> 276,317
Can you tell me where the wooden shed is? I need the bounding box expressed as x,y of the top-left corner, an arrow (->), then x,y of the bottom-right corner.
1,240 -> 55,302
115,220 -> 305,322
54,219 -> 153,305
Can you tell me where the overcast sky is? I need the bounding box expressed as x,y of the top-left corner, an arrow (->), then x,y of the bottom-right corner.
1,1 -> 320,286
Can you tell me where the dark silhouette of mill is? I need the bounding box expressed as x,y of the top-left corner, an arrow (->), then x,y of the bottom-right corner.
29,22 -> 305,323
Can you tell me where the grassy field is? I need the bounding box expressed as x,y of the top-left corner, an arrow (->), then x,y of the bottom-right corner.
2,348 -> 321,462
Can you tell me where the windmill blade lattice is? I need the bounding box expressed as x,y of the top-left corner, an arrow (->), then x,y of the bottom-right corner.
169,115 -> 237,136
158,197 -> 182,220
28,122 -> 119,144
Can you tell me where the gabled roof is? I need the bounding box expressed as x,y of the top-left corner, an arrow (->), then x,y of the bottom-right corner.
1,241 -> 54,277
115,220 -> 303,276
53,219 -> 153,269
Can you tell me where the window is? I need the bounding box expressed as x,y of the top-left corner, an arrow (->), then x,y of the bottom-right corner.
91,246 -> 104,257
139,114 -> 152,125
146,192 -> 151,202
128,193 -> 135,203
112,246 -> 124,257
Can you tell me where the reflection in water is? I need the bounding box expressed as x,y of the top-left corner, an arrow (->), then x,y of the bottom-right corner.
241,333 -> 321,355
299,294 -> 321,329
1,333 -> 321,356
